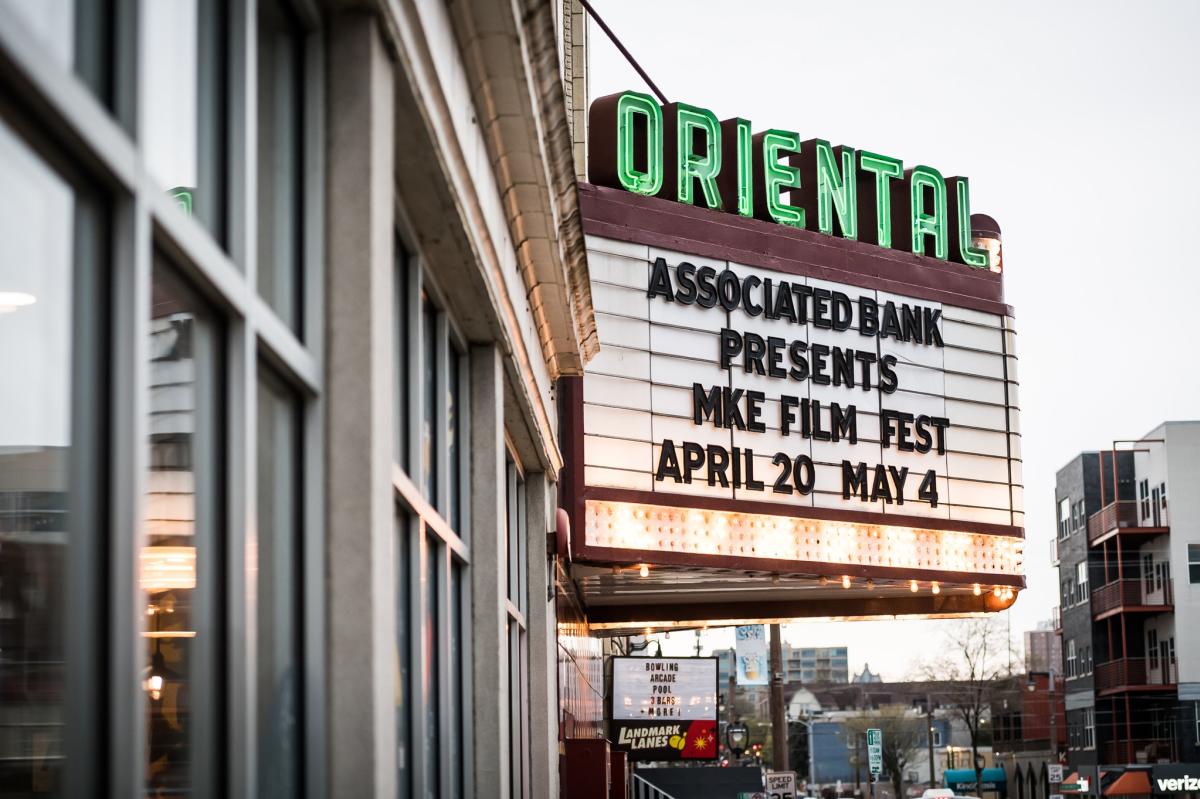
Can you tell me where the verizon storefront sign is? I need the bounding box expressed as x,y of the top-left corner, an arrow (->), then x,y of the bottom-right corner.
609,657 -> 719,761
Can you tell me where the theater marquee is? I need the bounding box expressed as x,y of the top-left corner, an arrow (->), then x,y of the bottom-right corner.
558,91 -> 1024,632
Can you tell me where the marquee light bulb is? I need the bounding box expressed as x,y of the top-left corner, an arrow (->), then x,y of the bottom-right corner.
973,584 -> 982,596
910,580 -> 919,592
639,564 -> 650,578
841,575 -> 851,589
931,582 -> 940,595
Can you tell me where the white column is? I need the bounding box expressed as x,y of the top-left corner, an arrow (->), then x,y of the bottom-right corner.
325,12 -> 395,798
471,344 -> 510,799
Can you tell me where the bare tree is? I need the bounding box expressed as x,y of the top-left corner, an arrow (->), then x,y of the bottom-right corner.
843,706 -> 924,799
921,617 -> 1014,793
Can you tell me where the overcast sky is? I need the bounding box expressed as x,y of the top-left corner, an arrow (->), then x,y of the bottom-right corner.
586,0 -> 1200,678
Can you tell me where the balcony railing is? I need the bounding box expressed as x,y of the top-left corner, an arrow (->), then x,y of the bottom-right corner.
1088,501 -> 1169,544
1091,578 -> 1173,617
1094,657 -> 1177,693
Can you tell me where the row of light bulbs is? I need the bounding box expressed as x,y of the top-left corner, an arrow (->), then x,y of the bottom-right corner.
586,500 -> 1023,576
618,564 -> 1017,600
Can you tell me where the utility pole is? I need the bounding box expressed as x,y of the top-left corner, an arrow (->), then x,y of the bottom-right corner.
925,697 -> 936,789
770,624 -> 788,770
728,649 -> 737,727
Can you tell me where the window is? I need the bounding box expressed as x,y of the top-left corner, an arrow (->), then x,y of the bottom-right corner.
396,512 -> 412,799
1066,639 -> 1077,679
1160,482 -> 1167,509
1076,562 -> 1089,601
1189,544 -> 1200,584
144,259 -> 225,796
1058,497 -> 1070,540
1140,479 -> 1150,520
1143,553 -> 1154,594
256,368 -> 303,797
393,255 -> 471,798
142,0 -> 229,242
0,113 -> 105,795
1082,708 -> 1095,749
1148,629 -> 1160,670
930,728 -> 943,747
257,0 -> 306,332
3,0 -> 115,107
506,457 -> 530,799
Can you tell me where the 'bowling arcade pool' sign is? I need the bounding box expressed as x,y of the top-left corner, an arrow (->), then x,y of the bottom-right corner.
571,90 -> 1024,605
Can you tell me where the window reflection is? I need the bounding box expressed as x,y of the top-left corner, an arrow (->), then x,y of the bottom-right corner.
256,0 -> 304,331
0,116 -> 74,797
142,0 -> 227,241
421,299 -> 437,502
144,263 -> 220,797
257,369 -> 302,798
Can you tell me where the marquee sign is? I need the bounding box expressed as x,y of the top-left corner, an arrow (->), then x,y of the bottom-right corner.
561,90 -> 1025,627
589,91 -> 993,269
609,656 -> 719,761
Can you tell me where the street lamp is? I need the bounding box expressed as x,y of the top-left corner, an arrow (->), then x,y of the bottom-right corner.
727,719 -> 750,761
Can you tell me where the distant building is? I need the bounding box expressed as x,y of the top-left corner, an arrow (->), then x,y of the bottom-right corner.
786,645 -> 850,684
853,664 -> 884,683
1024,627 -> 1062,676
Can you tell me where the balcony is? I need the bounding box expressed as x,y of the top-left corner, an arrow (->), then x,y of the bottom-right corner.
1094,657 -> 1177,695
1087,501 -> 1168,545
1090,579 -> 1173,620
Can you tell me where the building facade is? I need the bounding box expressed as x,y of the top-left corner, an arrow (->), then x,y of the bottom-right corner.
0,1 -> 607,797
787,646 -> 851,685
1052,422 -> 1200,792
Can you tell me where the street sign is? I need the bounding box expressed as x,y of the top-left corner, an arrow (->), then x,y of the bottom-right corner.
1061,779 -> 1088,793
866,728 -> 883,776
1048,765 -> 1064,784
767,771 -> 797,799
1050,794 -> 1063,799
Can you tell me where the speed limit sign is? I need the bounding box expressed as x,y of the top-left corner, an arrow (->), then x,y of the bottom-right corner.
766,772 -> 797,799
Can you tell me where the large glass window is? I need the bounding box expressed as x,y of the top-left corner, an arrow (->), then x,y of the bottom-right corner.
256,0 -> 305,331
0,115 -> 74,797
505,458 -> 529,799
396,513 -> 413,799
394,258 -> 470,798
144,260 -> 224,797
2,0 -> 114,105
1189,544 -> 1200,584
142,0 -> 228,242
256,368 -> 303,798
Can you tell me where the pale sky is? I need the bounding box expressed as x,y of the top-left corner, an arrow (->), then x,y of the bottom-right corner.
586,0 -> 1200,678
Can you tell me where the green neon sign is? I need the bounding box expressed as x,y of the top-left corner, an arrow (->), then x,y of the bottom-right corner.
589,91 -> 992,268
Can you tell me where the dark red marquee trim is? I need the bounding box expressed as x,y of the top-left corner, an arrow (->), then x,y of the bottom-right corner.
579,183 -> 1013,318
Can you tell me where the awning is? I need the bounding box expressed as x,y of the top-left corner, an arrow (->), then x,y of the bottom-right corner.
1104,771 -> 1151,797
945,768 -> 1007,789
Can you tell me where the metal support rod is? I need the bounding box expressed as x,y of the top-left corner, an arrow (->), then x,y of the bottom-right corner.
576,0 -> 669,105
770,624 -> 787,770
